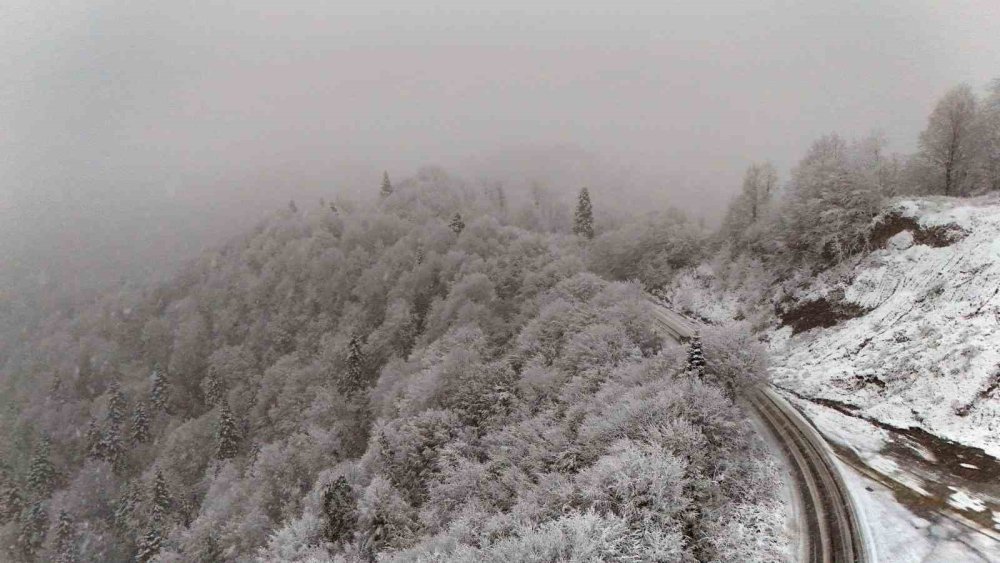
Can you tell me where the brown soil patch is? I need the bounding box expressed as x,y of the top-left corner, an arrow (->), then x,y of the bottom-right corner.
868,212 -> 968,249
778,296 -> 869,335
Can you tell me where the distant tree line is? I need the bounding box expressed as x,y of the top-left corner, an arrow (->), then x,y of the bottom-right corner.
716,78 -> 1000,265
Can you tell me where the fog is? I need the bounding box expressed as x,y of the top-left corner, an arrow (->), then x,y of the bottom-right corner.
2,0 -> 999,296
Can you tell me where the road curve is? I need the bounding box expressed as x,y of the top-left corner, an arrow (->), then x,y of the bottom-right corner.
646,297 -> 868,563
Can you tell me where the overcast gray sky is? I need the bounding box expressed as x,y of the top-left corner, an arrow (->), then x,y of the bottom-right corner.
2,0 -> 999,294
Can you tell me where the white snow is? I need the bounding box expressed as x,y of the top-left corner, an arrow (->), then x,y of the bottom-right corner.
771,195 -> 1000,458
844,465 -> 1000,563
663,263 -> 742,323
949,487 -> 989,513
783,393 -> 942,499
886,230 -> 914,251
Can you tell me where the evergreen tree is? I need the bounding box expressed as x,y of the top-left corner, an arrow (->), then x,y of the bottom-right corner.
136,470 -> 172,562
150,470 -> 171,524
27,436 -> 55,498
54,509 -> 78,563
85,419 -> 102,460
113,482 -> 139,533
573,187 -> 595,239
178,493 -> 198,527
376,431 -> 396,478
99,426 -> 125,472
686,334 -> 706,378
107,381 -> 127,428
150,368 -> 169,414
17,501 -> 47,559
203,369 -> 223,407
131,403 -> 150,445
135,524 -> 162,563
343,335 -> 367,394
199,532 -> 223,563
248,440 -> 263,466
102,382 -> 127,469
0,465 -> 22,524
329,201 -> 339,214
496,185 -> 507,215
449,212 -> 465,235
216,399 -> 240,461
380,171 -> 393,198
322,476 -> 356,545
288,199 -> 298,213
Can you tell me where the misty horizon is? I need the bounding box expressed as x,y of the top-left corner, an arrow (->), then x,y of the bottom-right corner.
3,3 -> 1000,562
3,1 -> 1000,293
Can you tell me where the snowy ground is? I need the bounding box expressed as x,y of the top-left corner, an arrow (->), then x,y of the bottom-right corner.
784,392 -> 1000,561
743,398 -> 801,561
667,194 -> 1000,559
771,195 -> 1000,459
845,465 -> 1000,563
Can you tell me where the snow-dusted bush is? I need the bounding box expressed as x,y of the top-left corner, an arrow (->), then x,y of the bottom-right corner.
703,499 -> 790,563
388,510 -> 682,563
702,321 -> 771,396
575,439 -> 688,526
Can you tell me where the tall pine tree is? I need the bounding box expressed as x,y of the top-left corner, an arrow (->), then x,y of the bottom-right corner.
380,171 -> 393,198
113,482 -> 139,534
0,464 -> 22,524
85,419 -> 102,460
150,470 -> 172,524
136,470 -> 172,562
216,399 -> 240,461
99,426 -> 124,472
53,509 -> 78,563
199,532 -> 224,563
496,185 -> 508,216
343,335 -> 367,394
573,187 -> 595,239
150,368 -> 169,414
107,381 -> 127,427
102,382 -> 127,470
17,501 -> 47,559
686,334 -> 706,378
203,369 -> 223,407
131,403 -> 150,445
135,524 -> 162,563
27,436 -> 55,498
322,476 -> 356,545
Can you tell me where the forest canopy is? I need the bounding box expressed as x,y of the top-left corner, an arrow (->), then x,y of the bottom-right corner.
0,169 -> 782,562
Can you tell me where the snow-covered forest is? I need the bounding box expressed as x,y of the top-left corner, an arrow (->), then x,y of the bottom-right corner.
3,2 -> 1000,561
0,171 -> 785,561
4,73 -> 1000,561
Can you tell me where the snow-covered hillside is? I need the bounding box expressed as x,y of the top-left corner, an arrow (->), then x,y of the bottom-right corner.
771,195 -> 1000,458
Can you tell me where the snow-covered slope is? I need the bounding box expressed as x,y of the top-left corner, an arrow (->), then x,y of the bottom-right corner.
771,195 -> 1000,458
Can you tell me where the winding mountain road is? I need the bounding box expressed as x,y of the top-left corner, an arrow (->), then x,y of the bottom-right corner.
648,298 -> 868,563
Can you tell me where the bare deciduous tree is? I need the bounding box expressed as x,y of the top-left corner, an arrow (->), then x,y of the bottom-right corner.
743,162 -> 778,222
918,84 -> 978,195
976,79 -> 1000,192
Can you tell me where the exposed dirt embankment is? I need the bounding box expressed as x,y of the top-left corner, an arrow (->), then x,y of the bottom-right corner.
778,294 -> 868,335
868,212 -> 968,249
772,196 -> 1000,460
777,210 -> 968,335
